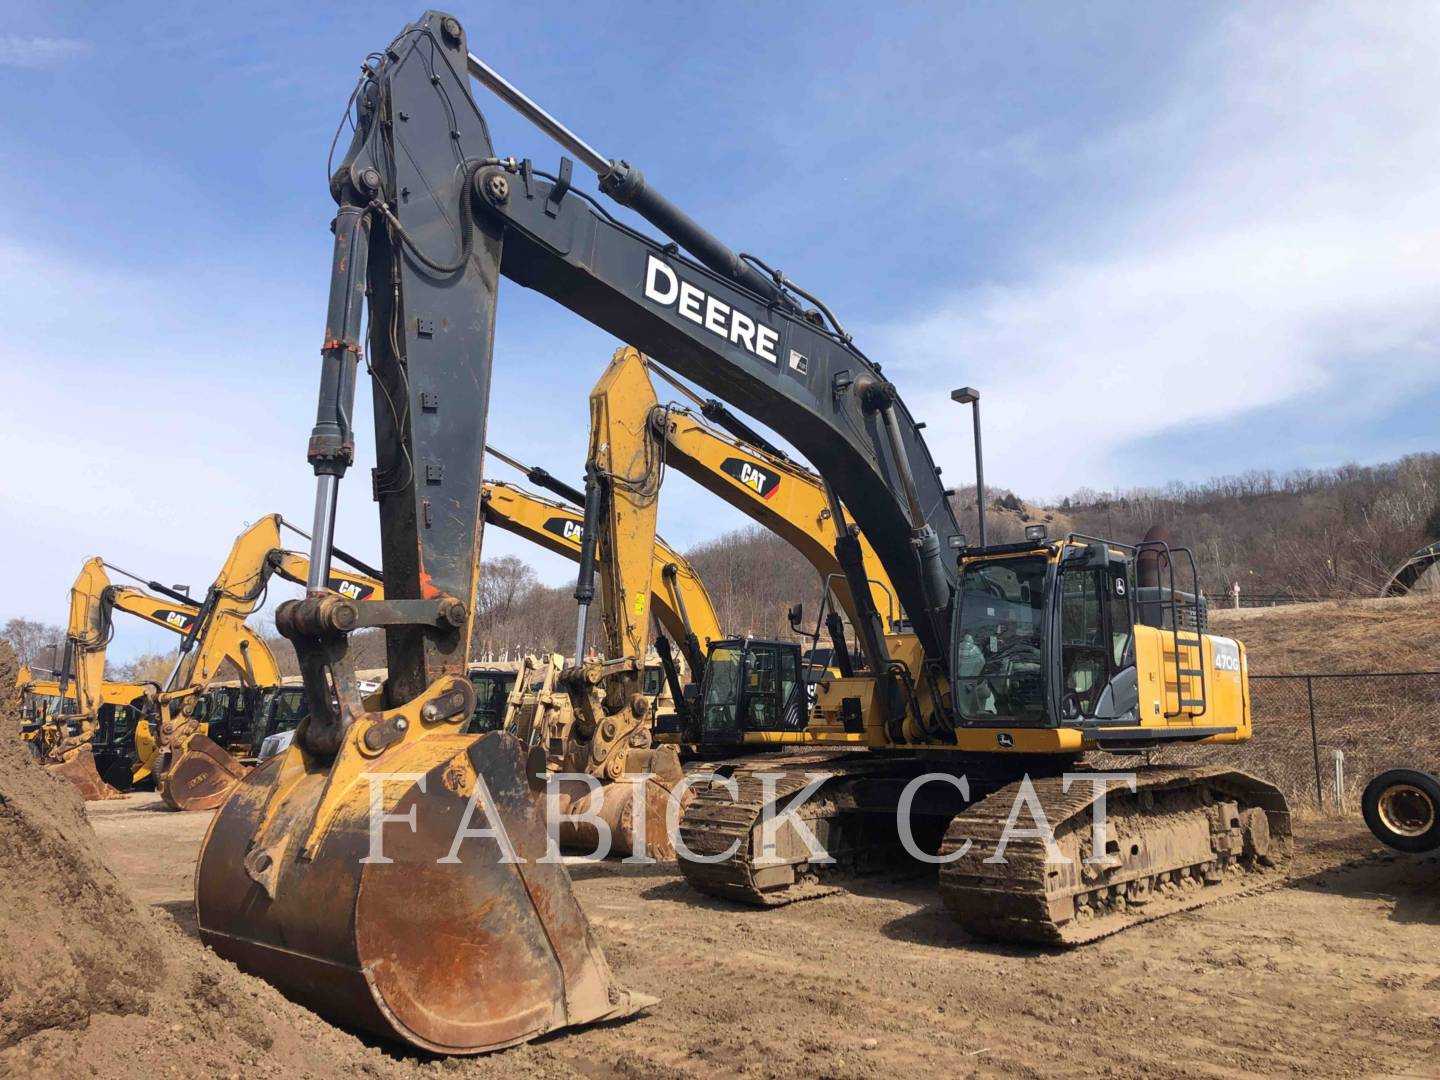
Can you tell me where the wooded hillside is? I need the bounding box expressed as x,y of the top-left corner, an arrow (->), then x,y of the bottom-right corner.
7,453 -> 1436,677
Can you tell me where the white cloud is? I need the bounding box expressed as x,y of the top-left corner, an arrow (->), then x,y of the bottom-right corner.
879,4 -> 1440,496
0,33 -> 90,69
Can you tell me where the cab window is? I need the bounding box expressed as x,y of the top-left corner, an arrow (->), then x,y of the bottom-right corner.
700,645 -> 743,736
745,647 -> 778,729
1059,568 -> 1108,716
952,555 -> 1047,723
776,648 -> 801,728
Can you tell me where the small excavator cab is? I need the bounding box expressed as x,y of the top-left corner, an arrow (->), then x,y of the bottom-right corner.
696,638 -> 808,749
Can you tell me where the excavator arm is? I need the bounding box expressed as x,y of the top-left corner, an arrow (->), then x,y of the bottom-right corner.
149,517 -> 286,808
566,347 -> 667,753
30,558 -> 130,798
480,479 -> 722,659
301,12 -> 955,665
604,350 -> 900,658
454,89 -> 961,665
197,13 -> 646,1053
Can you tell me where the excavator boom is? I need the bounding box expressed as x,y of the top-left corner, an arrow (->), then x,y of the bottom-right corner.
197,14 -> 646,1054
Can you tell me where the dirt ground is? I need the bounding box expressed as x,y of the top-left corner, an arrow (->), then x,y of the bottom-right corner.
72,791 -> 1440,1080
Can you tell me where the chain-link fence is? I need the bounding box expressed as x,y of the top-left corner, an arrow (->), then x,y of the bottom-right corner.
1098,672 -> 1440,815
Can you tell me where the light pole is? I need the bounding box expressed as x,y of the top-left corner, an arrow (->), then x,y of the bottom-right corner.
950,387 -> 985,547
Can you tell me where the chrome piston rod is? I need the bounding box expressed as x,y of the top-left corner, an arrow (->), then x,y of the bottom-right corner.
306,474 -> 340,594
466,53 -> 610,176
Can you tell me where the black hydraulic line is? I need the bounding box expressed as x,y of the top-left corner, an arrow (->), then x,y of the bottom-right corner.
486,444 -> 586,507
144,580 -> 201,609
278,520 -> 383,582
822,485 -> 890,672
56,638 -> 75,703
598,162 -> 791,309
662,563 -> 707,683
103,562 -> 202,609
699,399 -> 789,462
825,611 -> 855,679
174,589 -> 219,659
654,635 -> 689,722
526,467 -> 585,508
303,200 -> 370,594
877,402 -> 952,649
328,545 -> 383,582
463,52 -> 797,309
571,467 -> 603,661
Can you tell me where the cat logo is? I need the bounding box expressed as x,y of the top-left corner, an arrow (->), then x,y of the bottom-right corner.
720,457 -> 780,500
161,610 -> 194,632
331,579 -> 374,601
543,516 -> 585,545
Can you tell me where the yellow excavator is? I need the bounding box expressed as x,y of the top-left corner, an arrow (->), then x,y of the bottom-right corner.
198,16 -> 1288,1053
20,664 -> 159,782
606,350 -> 905,752
25,556 -> 234,799
492,354 -> 704,860
150,514 -> 383,810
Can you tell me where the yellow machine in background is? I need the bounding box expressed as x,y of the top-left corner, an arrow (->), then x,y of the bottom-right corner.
499,349 -> 697,858
643,357 -> 898,641
26,557 -> 223,799
150,513 -> 383,810
480,476 -> 723,683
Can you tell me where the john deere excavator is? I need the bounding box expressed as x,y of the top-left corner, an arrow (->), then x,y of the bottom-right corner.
196,13 -> 1289,1054
147,514 -> 383,810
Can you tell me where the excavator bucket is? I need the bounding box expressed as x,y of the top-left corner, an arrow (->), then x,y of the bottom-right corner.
47,748 -> 121,802
196,731 -> 652,1054
156,733 -> 249,811
556,746 -> 692,861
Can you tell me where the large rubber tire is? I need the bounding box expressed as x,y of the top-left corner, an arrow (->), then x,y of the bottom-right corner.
1362,768 -> 1440,854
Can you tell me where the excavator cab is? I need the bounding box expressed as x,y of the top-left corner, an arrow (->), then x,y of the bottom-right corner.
695,638 -> 809,750
949,530 -> 1235,748
463,667 -> 519,733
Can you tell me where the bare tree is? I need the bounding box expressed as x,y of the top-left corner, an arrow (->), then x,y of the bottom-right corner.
1,617 -> 66,672
111,651 -> 178,685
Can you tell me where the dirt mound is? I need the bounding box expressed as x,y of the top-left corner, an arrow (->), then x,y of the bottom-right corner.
0,639 -> 576,1079
1210,591 -> 1440,674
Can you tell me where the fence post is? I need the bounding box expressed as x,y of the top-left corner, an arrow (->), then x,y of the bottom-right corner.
1306,675 -> 1324,810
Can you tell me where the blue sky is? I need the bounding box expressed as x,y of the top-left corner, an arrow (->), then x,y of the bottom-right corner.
2,2 -> 1436,660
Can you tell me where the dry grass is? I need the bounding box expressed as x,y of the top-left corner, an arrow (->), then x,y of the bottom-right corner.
1210,591 -> 1440,675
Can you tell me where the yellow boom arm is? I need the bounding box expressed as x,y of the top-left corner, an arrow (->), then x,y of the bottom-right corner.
480,481 -> 722,656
